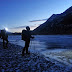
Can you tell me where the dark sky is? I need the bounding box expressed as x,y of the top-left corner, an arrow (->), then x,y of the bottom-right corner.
0,0 -> 72,32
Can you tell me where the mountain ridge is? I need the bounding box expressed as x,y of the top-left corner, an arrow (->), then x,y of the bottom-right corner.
32,6 -> 72,35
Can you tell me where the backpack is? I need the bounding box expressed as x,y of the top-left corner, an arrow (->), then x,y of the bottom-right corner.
1,30 -> 8,40
0,33 -> 1,38
0,30 -> 1,38
22,30 -> 27,41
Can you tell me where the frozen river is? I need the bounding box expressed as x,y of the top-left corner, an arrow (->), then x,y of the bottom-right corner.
8,35 -> 72,51
0,35 -> 72,66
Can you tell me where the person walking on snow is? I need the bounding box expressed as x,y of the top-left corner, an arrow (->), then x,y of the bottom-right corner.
22,26 -> 34,56
1,29 -> 8,48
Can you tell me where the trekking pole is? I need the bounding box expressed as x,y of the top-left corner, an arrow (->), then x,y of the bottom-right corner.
30,40 -> 32,48
30,39 -> 35,53
29,39 -> 32,53
29,40 -> 31,53
34,40 -> 35,53
31,39 -> 33,53
32,37 -> 35,53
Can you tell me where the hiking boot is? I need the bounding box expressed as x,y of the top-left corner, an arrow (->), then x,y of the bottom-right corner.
6,46 -> 8,48
22,53 -> 24,56
3,45 -> 8,49
26,52 -> 30,55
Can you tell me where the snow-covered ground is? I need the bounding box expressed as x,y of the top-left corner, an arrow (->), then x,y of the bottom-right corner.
0,42 -> 72,72
0,35 -> 72,67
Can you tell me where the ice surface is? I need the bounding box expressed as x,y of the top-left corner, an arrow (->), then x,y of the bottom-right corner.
0,35 -> 72,67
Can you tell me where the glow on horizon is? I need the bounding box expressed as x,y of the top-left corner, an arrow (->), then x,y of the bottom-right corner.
9,24 -> 40,33
5,27 -> 8,31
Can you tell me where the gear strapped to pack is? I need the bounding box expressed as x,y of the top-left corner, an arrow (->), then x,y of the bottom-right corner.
22,30 -> 27,41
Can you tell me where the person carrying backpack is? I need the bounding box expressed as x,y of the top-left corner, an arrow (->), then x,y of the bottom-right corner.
0,30 -> 1,38
22,26 -> 34,56
1,29 -> 8,48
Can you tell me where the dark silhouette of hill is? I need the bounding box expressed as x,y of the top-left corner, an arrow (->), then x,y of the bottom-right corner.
32,6 -> 72,35
7,32 -> 21,35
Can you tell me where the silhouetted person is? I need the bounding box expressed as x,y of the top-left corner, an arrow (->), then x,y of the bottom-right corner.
22,26 -> 34,56
0,30 -> 1,38
1,29 -> 8,48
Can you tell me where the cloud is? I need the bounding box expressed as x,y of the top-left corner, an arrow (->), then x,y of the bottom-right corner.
9,24 -> 40,32
29,19 -> 47,22
10,26 -> 26,29
9,25 -> 37,29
